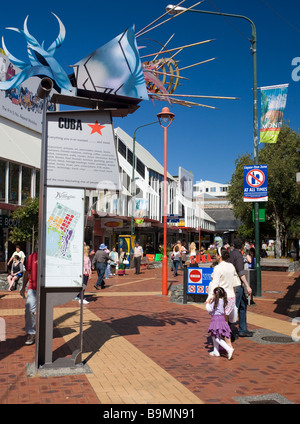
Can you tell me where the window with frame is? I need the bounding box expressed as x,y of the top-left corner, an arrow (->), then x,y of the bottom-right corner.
127,149 -> 133,166
22,166 -> 32,204
35,170 -> 40,198
9,163 -> 19,204
136,158 -> 145,179
84,196 -> 89,214
0,160 -> 6,202
118,138 -> 126,158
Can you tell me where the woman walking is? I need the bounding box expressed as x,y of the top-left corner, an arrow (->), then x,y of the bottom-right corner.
207,247 -> 237,348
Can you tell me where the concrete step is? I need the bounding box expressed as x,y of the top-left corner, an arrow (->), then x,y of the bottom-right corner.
0,274 -> 23,291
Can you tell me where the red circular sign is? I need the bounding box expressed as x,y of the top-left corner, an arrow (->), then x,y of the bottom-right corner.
246,169 -> 265,188
189,269 -> 202,283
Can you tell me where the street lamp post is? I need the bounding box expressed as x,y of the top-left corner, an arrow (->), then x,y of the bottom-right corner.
131,121 -> 159,238
166,5 -> 261,296
157,107 -> 175,296
198,194 -> 202,252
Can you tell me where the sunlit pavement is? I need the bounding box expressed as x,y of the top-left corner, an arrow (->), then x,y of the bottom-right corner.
0,266 -> 299,404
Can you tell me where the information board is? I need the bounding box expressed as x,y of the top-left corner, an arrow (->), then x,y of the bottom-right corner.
46,110 -> 121,190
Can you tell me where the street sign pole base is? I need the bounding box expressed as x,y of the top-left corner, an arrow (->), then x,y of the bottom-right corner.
39,349 -> 82,369
26,359 -> 92,378
36,288 -> 84,371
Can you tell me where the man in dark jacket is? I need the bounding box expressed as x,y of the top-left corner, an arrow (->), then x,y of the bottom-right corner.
228,239 -> 253,337
92,243 -> 110,289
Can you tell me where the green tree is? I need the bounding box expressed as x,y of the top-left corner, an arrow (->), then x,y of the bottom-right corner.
227,153 -> 254,238
228,125 -> 300,255
8,197 -> 39,252
259,125 -> 300,255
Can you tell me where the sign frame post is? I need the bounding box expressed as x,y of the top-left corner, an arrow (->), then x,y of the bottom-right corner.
35,90 -> 86,370
34,81 -> 125,372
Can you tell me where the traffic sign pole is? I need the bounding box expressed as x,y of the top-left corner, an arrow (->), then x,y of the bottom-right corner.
254,202 -> 261,296
251,26 -> 262,298
244,164 -> 266,298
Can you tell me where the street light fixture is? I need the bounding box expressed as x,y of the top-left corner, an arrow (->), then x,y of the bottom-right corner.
157,107 -> 175,296
166,4 -> 261,296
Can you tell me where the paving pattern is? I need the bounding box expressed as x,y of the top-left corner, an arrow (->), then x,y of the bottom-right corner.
0,267 -> 299,404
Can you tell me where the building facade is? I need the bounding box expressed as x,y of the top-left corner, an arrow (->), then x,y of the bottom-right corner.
86,127 -> 216,251
193,179 -> 241,244
0,114 -> 217,271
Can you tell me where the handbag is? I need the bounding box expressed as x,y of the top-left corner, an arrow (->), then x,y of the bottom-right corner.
123,259 -> 129,265
228,305 -> 238,323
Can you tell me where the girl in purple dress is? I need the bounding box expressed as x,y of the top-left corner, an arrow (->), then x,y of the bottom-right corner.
206,287 -> 234,360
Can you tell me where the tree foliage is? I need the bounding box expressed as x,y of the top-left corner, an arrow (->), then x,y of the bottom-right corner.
228,125 -> 300,253
8,197 -> 39,248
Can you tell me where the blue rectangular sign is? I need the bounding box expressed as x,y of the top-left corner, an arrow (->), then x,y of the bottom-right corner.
167,214 -> 180,223
243,164 -> 268,202
187,267 -> 214,295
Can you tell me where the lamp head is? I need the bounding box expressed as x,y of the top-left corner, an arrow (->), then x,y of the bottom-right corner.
37,77 -> 54,99
166,4 -> 187,15
157,107 -> 175,127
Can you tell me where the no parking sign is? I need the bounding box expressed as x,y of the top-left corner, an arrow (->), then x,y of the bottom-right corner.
187,267 -> 214,295
244,165 -> 268,202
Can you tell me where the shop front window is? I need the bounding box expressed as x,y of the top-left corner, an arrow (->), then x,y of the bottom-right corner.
9,163 -> 19,204
35,170 -> 40,197
22,166 -> 31,204
0,160 -> 5,202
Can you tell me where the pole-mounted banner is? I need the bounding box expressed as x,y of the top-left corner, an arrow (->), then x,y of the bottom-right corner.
259,84 -> 288,144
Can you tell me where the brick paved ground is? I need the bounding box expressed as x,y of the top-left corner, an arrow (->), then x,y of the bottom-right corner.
0,265 -> 299,405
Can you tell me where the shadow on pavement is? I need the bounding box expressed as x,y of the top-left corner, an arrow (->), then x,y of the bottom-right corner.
273,275 -> 300,318
52,309 -> 201,365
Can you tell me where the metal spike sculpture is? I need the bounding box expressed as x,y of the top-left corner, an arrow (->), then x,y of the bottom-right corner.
0,13 -> 75,95
137,0 -> 238,108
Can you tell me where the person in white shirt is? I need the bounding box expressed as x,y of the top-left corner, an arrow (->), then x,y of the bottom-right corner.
172,245 -> 181,276
207,247 -> 238,348
133,241 -> 143,274
8,245 -> 25,267
109,247 -> 119,275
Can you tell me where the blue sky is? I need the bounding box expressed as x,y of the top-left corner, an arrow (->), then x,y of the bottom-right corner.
1,0 -> 300,184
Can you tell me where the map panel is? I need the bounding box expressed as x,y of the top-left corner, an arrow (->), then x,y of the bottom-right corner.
47,202 -> 80,261
44,187 -> 84,288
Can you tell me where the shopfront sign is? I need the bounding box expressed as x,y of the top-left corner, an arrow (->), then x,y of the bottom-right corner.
0,215 -> 19,228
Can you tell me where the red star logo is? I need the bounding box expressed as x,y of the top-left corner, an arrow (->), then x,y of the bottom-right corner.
88,120 -> 105,135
